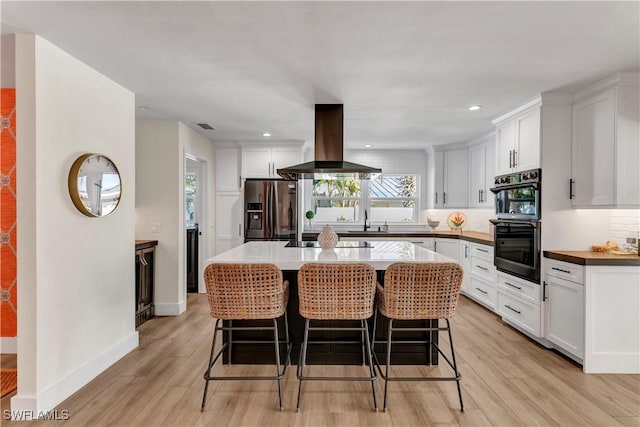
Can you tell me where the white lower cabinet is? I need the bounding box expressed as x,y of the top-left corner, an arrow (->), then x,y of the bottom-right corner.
544,274 -> 584,359
497,272 -> 543,338
497,291 -> 541,337
459,241 -> 472,295
434,238 -> 460,262
470,276 -> 496,310
544,259 -> 585,360
462,241 -> 497,309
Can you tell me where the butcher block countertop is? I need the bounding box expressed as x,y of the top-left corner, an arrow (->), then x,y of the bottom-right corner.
301,230 -> 494,246
544,250 -> 640,266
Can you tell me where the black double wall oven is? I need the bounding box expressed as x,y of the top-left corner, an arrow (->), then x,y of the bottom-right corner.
490,169 -> 541,283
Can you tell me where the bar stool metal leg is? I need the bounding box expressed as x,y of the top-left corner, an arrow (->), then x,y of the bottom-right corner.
363,320 -> 378,411
201,319 -> 221,412
296,319 -> 310,412
228,320 -> 233,365
383,319 -> 393,412
273,318 -> 284,411
447,319 -> 464,411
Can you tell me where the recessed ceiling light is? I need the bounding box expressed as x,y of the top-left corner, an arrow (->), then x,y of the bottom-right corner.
365,144 -> 372,148
137,105 -> 149,111
468,105 -> 482,111
263,132 -> 271,137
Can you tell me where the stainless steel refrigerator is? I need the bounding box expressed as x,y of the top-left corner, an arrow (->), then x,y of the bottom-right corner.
244,179 -> 298,241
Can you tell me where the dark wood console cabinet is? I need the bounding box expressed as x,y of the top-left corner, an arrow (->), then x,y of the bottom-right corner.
135,240 -> 157,327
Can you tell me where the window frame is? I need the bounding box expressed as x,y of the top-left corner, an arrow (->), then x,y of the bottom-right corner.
308,174 -> 420,225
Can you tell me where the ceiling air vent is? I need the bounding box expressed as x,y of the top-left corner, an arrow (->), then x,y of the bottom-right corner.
197,123 -> 215,130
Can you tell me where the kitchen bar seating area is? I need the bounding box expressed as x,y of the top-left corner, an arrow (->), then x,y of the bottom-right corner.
198,241 -> 468,413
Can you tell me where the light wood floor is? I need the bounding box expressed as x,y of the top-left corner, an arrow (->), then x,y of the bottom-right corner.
2,294 -> 639,426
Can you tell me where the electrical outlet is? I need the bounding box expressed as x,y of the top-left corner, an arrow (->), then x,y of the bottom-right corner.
626,237 -> 638,245
151,222 -> 161,233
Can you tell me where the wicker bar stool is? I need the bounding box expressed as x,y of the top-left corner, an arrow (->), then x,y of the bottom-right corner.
372,262 -> 464,412
201,263 -> 291,411
296,263 -> 378,412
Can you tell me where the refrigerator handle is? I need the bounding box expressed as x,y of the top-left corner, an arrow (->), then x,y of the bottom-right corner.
270,182 -> 277,239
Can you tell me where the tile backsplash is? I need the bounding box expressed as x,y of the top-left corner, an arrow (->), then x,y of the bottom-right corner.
609,209 -> 640,245
421,209 -> 494,233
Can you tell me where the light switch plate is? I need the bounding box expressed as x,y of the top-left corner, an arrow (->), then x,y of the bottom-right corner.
151,222 -> 161,233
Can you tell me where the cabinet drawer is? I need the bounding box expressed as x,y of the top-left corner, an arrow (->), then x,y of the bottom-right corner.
470,256 -> 496,282
497,273 -> 540,305
545,259 -> 584,284
470,243 -> 494,260
497,291 -> 541,337
471,277 -> 496,310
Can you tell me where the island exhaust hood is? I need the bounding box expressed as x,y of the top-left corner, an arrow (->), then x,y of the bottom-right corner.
277,104 -> 382,180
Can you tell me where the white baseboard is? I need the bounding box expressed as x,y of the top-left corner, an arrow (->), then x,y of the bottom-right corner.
10,331 -> 138,415
584,352 -> 640,374
0,337 -> 17,354
154,299 -> 186,316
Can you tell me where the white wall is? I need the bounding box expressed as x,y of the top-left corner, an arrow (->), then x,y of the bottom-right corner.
14,34 -> 137,413
179,122 -> 215,292
136,121 -> 214,312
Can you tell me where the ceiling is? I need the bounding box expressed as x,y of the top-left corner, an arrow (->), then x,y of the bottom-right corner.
1,1 -> 638,149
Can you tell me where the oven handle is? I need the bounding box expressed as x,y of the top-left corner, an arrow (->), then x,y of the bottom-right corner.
490,181 -> 539,193
489,219 -> 540,228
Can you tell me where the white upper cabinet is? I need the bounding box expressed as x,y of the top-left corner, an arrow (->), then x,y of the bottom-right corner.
215,147 -> 241,192
469,137 -> 495,208
242,143 -> 302,179
570,73 -> 639,207
434,149 -> 469,208
493,101 -> 541,175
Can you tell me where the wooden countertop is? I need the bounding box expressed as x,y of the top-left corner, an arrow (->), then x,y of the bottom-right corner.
544,250 -> 640,266
301,230 -> 494,246
135,240 -> 158,250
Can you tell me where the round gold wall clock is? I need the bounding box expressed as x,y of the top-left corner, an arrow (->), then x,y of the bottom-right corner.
68,153 -> 122,217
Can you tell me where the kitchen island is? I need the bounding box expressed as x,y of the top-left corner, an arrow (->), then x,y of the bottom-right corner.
204,241 -> 457,365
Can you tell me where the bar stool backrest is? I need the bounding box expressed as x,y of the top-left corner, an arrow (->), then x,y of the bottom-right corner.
298,263 -> 376,320
204,263 -> 287,320
381,262 -> 463,320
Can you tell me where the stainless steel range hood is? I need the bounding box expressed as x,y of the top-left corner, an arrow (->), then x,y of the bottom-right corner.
277,104 -> 382,180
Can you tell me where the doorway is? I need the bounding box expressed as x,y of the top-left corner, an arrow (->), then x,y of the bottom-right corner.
185,154 -> 207,294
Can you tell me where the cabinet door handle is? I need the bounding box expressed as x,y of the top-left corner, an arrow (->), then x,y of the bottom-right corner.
238,175 -> 241,189
504,304 -> 521,314
475,287 -> 488,295
476,248 -> 488,253
569,179 -> 575,200
543,281 -> 547,301
513,150 -> 517,167
475,265 -> 489,271
464,245 -> 468,258
443,192 -> 446,204
504,281 -> 521,290
435,192 -> 438,204
434,241 -> 437,252
552,267 -> 571,274
478,189 -> 481,203
480,189 -> 484,203
509,150 -> 513,168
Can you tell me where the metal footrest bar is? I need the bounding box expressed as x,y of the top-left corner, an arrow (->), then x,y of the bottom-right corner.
296,319 -> 378,412
371,317 -> 464,412
202,313 -> 292,412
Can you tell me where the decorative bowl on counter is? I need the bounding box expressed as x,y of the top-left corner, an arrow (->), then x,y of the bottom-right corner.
427,220 -> 440,230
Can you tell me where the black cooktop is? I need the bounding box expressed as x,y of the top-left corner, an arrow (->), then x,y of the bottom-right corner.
285,240 -> 373,248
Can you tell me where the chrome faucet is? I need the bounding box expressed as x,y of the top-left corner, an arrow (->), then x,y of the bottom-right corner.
363,209 -> 370,231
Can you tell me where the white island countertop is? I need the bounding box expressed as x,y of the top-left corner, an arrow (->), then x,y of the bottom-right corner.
205,241 -> 456,270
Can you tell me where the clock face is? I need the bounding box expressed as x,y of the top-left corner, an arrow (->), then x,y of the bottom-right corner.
68,153 -> 122,217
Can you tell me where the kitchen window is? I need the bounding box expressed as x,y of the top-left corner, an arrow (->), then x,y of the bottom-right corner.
309,174 -> 419,224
